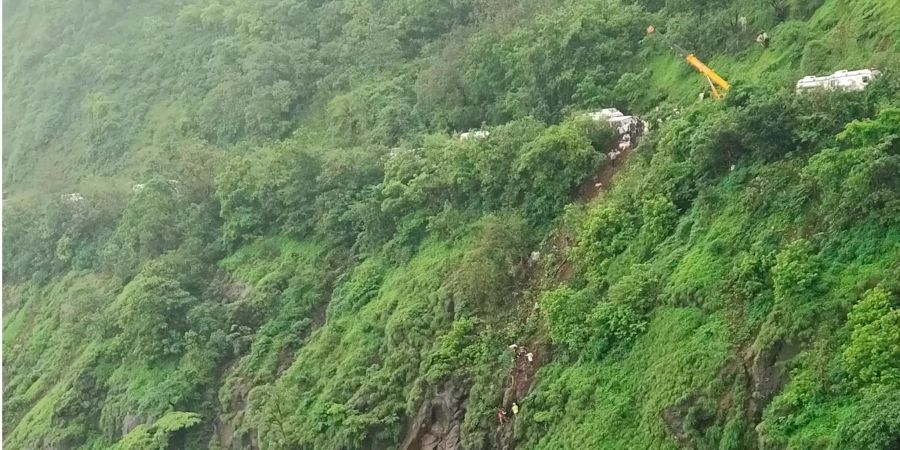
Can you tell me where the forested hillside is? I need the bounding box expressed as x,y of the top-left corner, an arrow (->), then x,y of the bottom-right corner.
3,0 -> 900,448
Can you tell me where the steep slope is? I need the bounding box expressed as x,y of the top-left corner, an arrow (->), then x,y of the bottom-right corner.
3,0 -> 900,449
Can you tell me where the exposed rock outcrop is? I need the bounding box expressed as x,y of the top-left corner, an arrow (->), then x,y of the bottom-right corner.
401,381 -> 469,450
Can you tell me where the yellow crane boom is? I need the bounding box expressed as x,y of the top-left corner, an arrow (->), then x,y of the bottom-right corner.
647,25 -> 730,99
685,54 -> 730,99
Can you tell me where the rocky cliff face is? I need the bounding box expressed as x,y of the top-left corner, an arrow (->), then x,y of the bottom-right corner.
402,381 -> 469,450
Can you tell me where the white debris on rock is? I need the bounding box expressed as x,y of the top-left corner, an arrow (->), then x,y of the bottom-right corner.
61,193 -> 84,204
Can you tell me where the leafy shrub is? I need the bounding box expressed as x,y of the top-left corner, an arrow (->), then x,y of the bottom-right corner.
800,39 -> 831,74
637,194 -> 679,253
113,274 -> 199,361
835,384 -> 900,449
541,283 -> 648,359
100,179 -> 202,278
837,107 -> 900,148
802,107 -> 900,227
766,239 -> 823,341
793,91 -> 874,150
424,318 -> 481,382
613,69 -> 655,112
541,287 -> 594,354
328,259 -> 387,319
515,119 -> 602,224
692,118 -> 741,177
586,301 -> 647,357
327,77 -> 420,145
606,265 -> 662,314
112,411 -> 202,450
216,144 -> 322,248
313,147 -> 386,247
443,213 -> 531,311
842,286 -> 900,385
575,202 -> 639,279
4,185 -> 128,283
731,87 -> 799,161
772,239 -> 820,302
788,0 -> 824,19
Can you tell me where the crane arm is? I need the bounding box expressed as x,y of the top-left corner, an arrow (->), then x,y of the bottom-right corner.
685,54 -> 730,92
647,25 -> 731,99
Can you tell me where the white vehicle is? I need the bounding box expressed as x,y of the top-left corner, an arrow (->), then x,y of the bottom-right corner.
586,108 -> 643,136
795,69 -> 881,93
587,108 -> 625,121
459,130 -> 490,140
608,115 -> 642,135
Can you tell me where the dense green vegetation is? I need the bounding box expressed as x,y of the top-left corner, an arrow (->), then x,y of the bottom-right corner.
4,0 -> 899,448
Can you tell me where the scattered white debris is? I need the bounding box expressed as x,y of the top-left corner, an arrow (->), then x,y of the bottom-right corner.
61,193 -> 84,204
131,179 -> 180,194
530,251 -> 541,263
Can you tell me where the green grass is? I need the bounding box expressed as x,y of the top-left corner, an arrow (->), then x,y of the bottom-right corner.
524,308 -> 730,449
